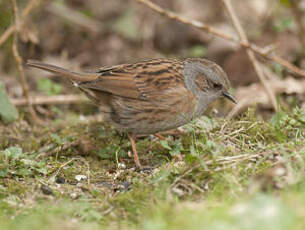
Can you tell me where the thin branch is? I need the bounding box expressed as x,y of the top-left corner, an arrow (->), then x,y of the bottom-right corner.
0,27 -> 15,47
135,0 -> 305,78
11,94 -> 89,106
11,0 -> 38,121
49,158 -> 78,180
221,0 -> 277,111
0,0 -> 40,47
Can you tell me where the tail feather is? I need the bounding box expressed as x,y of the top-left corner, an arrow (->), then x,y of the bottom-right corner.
27,60 -> 99,82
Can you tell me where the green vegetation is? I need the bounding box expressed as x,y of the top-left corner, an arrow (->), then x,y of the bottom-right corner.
0,107 -> 304,230
0,83 -> 18,123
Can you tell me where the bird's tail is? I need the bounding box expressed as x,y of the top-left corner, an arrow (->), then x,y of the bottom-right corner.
27,60 -> 99,82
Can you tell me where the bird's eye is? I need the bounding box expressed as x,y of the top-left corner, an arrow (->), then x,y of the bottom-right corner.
213,83 -> 222,89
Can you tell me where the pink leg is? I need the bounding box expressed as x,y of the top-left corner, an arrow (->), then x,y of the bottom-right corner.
127,133 -> 142,168
154,133 -> 167,140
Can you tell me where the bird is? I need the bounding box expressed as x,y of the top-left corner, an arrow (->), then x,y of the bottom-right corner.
27,58 -> 236,168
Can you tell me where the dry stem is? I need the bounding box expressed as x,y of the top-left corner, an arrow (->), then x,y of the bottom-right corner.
135,0 -> 305,78
0,0 -> 40,47
11,94 -> 89,106
11,0 -> 38,121
221,0 -> 277,111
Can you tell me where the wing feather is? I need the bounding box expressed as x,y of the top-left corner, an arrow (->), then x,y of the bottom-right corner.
78,59 -> 186,100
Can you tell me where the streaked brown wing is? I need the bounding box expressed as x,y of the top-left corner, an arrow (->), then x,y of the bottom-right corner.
134,59 -> 185,100
78,59 -> 186,101
78,63 -> 140,99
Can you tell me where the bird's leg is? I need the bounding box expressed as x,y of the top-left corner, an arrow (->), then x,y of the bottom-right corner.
127,133 -> 142,168
154,133 -> 167,140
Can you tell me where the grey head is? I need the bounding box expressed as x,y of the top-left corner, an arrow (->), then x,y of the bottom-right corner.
183,58 -> 236,115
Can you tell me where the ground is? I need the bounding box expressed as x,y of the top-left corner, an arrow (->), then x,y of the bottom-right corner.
1,107 -> 305,230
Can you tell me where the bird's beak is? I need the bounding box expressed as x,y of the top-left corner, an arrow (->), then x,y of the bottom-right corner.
223,91 -> 237,104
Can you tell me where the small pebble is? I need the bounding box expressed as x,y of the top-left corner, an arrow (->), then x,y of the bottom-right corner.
75,175 -> 87,182
118,163 -> 126,169
55,177 -> 65,184
70,192 -> 79,199
41,184 -> 53,195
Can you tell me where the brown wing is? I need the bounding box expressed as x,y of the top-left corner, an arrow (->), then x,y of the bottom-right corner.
78,63 -> 140,99
77,59 -> 186,101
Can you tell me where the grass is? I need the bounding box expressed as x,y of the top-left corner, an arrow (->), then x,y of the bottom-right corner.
0,106 -> 305,230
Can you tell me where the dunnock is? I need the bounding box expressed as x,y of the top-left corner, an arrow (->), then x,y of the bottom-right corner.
27,58 -> 236,168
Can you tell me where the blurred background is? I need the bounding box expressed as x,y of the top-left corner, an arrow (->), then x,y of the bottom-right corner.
1,2 -> 305,229
1,0 -> 305,120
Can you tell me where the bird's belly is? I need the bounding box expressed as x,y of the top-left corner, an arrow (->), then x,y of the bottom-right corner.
110,93 -> 198,135
109,98 -> 212,134
112,112 -> 193,135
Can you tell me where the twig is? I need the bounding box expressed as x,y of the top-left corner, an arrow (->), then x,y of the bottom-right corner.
11,0 -> 38,121
0,27 -> 15,48
0,0 -> 40,47
135,0 -> 305,78
50,158 -> 78,181
221,0 -> 277,111
11,94 -> 89,106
